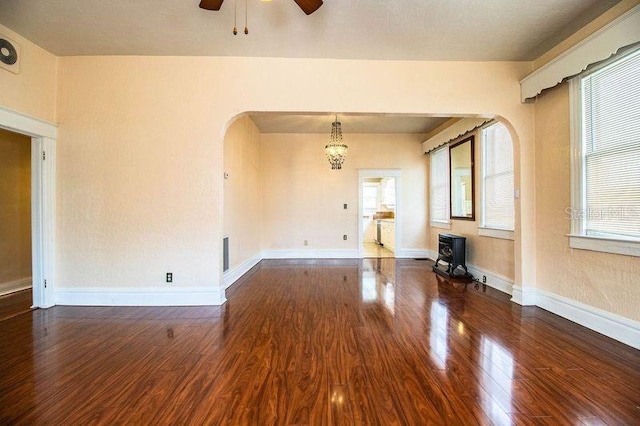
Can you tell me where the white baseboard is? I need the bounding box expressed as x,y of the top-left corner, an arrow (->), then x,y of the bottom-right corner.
426,247 -> 637,348
426,250 -> 514,296
426,250 -> 638,348
536,289 -> 640,350
466,264 -> 514,295
55,287 -> 226,306
262,249 -> 359,259
0,277 -> 32,296
395,249 -> 431,259
511,285 -> 537,306
224,254 -> 261,289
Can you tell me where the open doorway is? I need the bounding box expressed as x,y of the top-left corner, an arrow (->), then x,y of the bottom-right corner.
362,178 -> 395,258
358,169 -> 401,259
0,106 -> 57,310
0,128 -> 33,319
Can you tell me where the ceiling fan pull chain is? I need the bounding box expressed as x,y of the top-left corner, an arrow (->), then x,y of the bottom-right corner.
233,0 -> 238,35
244,0 -> 249,35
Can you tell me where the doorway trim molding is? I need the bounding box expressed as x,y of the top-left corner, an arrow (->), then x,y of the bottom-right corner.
0,106 -> 57,308
357,169 -> 402,258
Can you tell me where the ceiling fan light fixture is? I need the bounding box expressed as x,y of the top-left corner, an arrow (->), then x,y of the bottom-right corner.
199,0 -> 224,11
199,0 -> 323,15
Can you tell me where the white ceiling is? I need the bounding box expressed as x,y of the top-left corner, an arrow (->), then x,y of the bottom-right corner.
249,113 -> 452,134
0,0 -> 621,60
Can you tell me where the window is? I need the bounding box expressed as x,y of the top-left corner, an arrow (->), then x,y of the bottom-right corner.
569,48 -> 640,257
430,146 -> 450,228
480,122 -> 514,239
362,183 -> 379,213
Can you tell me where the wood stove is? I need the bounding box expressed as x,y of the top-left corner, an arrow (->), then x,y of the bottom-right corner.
433,233 -> 468,278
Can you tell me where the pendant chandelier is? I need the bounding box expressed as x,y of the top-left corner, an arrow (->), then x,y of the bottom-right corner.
325,115 -> 348,170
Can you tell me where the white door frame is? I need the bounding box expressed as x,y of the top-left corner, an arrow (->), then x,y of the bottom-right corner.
0,106 -> 57,308
357,169 -> 402,258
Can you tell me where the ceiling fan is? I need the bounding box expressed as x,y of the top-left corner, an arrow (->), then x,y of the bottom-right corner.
199,0 -> 323,15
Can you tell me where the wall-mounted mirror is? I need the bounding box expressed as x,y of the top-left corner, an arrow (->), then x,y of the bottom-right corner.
450,136 -> 475,220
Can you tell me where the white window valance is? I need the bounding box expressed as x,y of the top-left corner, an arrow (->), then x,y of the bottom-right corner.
421,117 -> 490,154
520,4 -> 640,102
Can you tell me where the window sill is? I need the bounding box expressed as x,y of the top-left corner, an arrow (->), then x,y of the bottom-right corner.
568,234 -> 640,257
430,221 -> 451,230
478,227 -> 514,240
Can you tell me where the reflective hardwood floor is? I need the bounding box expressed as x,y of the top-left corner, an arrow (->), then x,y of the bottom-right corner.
362,242 -> 394,258
1,259 -> 638,424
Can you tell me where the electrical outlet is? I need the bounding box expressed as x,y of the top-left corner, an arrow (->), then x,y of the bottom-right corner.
304,240 -> 309,246
343,235 -> 347,240
166,272 -> 173,283
482,275 -> 487,283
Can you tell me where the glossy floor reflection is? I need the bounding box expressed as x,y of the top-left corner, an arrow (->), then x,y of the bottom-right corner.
362,242 -> 394,258
0,259 -> 638,424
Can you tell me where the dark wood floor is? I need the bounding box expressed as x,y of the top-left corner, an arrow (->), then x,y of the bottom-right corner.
0,259 -> 638,425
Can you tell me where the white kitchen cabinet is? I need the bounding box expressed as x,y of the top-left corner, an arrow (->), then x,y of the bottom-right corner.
387,223 -> 396,251
380,221 -> 395,252
363,215 -> 377,242
381,222 -> 389,247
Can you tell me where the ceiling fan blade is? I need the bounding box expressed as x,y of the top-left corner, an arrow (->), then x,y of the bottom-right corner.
199,0 -> 224,11
293,0 -> 323,15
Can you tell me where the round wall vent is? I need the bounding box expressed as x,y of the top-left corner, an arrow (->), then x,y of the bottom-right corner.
0,35 -> 21,74
0,39 -> 18,65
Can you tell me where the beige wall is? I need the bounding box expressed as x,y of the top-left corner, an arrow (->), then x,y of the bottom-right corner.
54,56 -> 534,291
0,128 -> 31,287
56,58 -> 223,289
223,115 -> 261,270
0,24 -> 57,122
428,130 -> 515,281
261,133 -> 428,252
0,4 -> 635,330
534,83 -> 640,322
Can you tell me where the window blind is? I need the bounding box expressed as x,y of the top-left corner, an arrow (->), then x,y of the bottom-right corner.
430,147 -> 449,223
482,123 -> 514,230
582,49 -> 640,239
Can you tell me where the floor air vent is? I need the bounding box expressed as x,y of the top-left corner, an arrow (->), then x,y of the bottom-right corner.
223,237 -> 229,272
